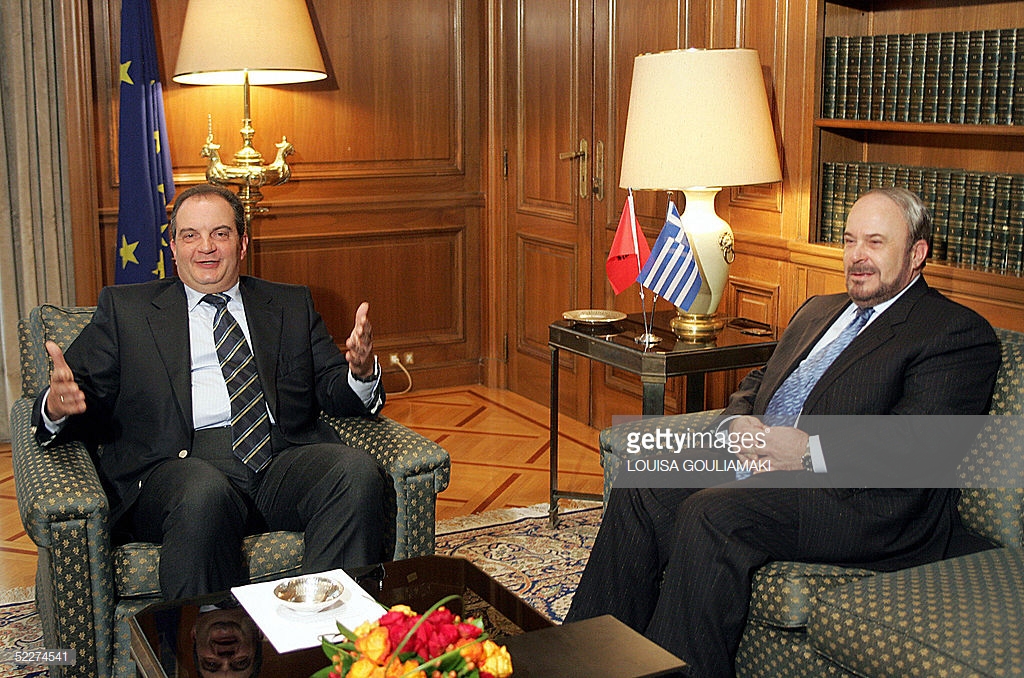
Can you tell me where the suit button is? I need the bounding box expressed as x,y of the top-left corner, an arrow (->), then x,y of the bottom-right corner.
178,449 -> 188,458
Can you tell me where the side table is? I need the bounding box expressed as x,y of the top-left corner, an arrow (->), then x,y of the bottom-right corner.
548,312 -> 778,524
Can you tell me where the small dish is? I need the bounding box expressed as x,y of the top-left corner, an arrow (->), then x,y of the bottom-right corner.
563,309 -> 627,324
273,575 -> 344,613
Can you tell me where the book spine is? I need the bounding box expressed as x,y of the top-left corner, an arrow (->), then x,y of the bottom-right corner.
962,173 -> 981,267
835,35 -> 850,119
846,36 -> 862,119
931,172 -> 951,262
996,29 -> 1016,125
1014,29 -> 1024,125
822,35 -> 838,119
922,32 -> 941,123
965,30 -> 985,124
920,169 -> 939,258
1007,176 -> 1024,275
950,31 -> 970,124
881,163 -> 898,188
991,174 -> 1013,272
947,172 -> 967,265
859,35 -> 876,119
820,162 -> 835,242
975,174 -> 997,268
833,163 -> 849,241
937,32 -> 956,124
895,34 -> 914,122
882,34 -> 900,121
871,35 -> 889,121
909,33 -> 928,122
981,30 -> 1001,125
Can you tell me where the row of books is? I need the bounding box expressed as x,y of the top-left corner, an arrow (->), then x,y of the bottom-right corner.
819,161 -> 1024,276
821,28 -> 1024,124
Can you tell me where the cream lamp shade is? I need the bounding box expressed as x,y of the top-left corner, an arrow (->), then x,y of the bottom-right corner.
173,0 -> 327,85
619,48 -> 781,337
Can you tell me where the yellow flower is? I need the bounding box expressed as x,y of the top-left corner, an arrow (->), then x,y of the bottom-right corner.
480,640 -> 513,677
345,658 -> 384,678
385,659 -> 424,678
388,604 -> 415,616
353,620 -> 379,637
353,626 -> 392,666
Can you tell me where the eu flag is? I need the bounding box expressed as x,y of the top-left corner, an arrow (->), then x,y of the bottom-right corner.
116,0 -> 175,284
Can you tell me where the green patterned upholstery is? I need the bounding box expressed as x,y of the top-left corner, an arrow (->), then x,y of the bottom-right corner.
599,328 -> 1024,677
11,304 -> 450,677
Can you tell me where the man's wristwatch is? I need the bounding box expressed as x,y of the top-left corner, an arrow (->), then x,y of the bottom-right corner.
801,441 -> 814,471
352,369 -> 377,384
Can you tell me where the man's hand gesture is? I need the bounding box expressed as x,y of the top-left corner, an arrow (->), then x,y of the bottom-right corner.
345,302 -> 376,380
44,340 -> 86,420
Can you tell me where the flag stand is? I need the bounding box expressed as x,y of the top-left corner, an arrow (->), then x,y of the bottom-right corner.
635,288 -> 661,346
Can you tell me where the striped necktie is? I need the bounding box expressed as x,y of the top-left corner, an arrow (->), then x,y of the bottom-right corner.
763,306 -> 875,426
202,293 -> 272,472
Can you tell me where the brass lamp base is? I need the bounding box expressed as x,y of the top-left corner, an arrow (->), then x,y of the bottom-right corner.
670,312 -> 727,342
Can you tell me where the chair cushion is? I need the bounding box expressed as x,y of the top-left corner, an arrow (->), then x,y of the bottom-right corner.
748,561 -> 876,629
809,547 -> 1024,678
113,531 -> 304,598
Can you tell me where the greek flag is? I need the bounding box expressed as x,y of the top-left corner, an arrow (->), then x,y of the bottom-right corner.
637,201 -> 703,311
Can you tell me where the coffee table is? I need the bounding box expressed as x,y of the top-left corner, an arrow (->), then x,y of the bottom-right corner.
130,555 -> 685,677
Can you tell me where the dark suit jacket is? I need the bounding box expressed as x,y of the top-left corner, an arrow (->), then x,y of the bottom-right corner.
721,277 -> 1001,567
32,276 -> 384,523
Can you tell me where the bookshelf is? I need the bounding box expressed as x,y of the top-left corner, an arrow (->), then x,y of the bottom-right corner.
813,0 -> 1024,282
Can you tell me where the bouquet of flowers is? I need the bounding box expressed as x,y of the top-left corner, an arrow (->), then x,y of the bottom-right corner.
313,595 -> 513,678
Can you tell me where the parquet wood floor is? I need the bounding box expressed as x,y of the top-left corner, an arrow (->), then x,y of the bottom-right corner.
0,385 -> 602,592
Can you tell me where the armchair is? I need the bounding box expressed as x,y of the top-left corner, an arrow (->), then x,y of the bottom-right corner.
11,304 -> 451,677
599,327 -> 1024,677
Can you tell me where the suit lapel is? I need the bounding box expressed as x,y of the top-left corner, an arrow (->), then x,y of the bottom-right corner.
147,282 -> 192,426
240,278 -> 283,417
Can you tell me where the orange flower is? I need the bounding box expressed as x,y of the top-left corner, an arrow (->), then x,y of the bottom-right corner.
353,626 -> 392,666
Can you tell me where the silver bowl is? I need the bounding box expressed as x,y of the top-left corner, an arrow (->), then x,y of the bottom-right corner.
273,575 -> 344,613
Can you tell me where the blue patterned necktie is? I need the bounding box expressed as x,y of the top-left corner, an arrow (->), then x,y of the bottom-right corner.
203,293 -> 272,472
763,306 -> 875,426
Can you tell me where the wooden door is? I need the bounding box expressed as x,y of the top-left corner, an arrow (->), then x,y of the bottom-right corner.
502,1 -> 696,424
503,0 -> 598,420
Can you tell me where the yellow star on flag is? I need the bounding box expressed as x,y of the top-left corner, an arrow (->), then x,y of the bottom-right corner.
152,249 -> 166,279
119,235 -> 140,269
120,61 -> 134,85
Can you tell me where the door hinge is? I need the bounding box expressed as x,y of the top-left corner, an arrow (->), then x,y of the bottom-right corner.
502,333 -> 509,362
502,149 -> 509,178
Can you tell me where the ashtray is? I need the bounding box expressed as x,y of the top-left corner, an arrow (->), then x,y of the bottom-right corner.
273,575 -> 344,613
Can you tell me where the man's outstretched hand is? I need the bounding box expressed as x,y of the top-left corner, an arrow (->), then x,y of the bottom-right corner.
44,340 -> 86,420
345,302 -> 376,380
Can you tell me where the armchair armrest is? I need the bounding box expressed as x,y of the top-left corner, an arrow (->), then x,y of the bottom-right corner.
322,414 -> 451,493
10,398 -> 112,548
321,413 -> 450,559
599,409 -> 725,506
9,396 -> 114,677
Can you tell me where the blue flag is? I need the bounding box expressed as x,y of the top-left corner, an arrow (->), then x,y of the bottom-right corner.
116,0 -> 175,284
637,201 -> 703,311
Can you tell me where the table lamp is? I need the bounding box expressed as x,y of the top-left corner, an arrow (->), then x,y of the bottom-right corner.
172,0 -> 327,232
620,48 -> 781,340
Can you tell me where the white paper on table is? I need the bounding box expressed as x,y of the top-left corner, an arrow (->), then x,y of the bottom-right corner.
231,568 -> 386,654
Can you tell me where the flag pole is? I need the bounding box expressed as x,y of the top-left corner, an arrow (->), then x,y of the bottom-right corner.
631,189 -> 660,346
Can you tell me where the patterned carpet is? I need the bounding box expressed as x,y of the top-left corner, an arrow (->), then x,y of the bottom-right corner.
0,503 -> 599,676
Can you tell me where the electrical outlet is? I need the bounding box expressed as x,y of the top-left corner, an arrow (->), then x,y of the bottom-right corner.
403,352 -> 415,365
389,353 -> 401,365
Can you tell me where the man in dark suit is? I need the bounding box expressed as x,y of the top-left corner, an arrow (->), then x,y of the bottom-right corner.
33,184 -> 391,598
565,187 -> 1002,677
